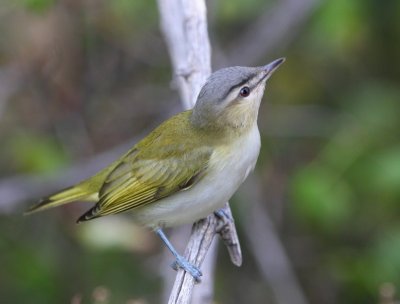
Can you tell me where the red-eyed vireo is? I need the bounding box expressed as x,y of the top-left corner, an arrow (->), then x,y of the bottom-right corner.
26,58 -> 285,281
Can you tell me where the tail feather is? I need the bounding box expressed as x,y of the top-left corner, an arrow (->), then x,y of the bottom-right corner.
76,205 -> 101,223
25,185 -> 98,215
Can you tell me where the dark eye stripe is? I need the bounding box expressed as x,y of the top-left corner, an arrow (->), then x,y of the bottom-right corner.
229,78 -> 249,93
220,75 -> 255,101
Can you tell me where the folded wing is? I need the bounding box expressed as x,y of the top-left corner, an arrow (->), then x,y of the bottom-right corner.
77,143 -> 212,222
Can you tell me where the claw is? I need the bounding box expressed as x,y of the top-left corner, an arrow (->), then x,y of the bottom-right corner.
170,261 -> 179,271
171,255 -> 202,282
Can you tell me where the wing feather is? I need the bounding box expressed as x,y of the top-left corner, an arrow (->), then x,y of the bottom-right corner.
79,144 -> 212,221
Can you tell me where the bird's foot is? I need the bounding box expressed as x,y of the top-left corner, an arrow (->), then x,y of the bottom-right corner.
214,208 -> 233,233
171,255 -> 202,283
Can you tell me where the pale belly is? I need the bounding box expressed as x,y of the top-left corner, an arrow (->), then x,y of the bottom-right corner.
133,126 -> 261,228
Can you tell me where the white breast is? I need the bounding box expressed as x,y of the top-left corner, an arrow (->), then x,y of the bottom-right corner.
134,125 -> 261,228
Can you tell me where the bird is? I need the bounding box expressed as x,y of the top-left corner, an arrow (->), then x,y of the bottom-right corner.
26,58 -> 285,281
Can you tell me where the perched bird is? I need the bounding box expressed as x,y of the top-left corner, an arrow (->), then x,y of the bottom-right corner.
26,58 -> 285,281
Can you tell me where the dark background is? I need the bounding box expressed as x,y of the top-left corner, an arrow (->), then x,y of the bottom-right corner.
1,0 -> 400,303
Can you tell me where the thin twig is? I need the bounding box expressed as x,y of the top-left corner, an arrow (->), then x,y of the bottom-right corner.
167,216 -> 217,304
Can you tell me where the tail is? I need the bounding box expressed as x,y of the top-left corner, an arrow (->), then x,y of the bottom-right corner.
25,185 -> 98,215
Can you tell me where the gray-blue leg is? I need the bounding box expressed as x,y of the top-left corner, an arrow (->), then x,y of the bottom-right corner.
155,228 -> 202,282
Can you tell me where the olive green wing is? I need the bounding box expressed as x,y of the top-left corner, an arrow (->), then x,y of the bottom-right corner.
77,145 -> 212,222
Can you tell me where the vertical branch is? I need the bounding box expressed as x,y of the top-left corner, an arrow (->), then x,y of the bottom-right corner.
157,0 -> 242,303
157,0 -> 210,109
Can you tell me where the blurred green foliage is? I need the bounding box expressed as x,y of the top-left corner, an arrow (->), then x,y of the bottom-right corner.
9,132 -> 69,173
17,0 -> 56,13
0,0 -> 399,303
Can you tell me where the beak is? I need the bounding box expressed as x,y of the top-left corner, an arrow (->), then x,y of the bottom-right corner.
262,57 -> 285,79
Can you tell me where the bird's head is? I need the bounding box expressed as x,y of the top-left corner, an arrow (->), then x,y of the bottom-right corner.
191,58 -> 285,132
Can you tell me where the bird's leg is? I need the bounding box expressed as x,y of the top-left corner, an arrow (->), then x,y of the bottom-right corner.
155,228 -> 202,282
214,208 -> 233,233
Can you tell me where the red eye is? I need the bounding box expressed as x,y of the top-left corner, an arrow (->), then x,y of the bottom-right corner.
239,86 -> 250,97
